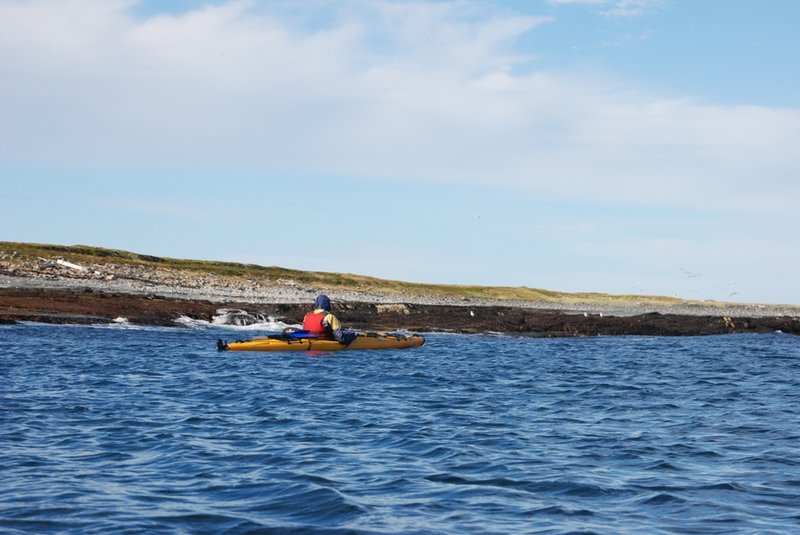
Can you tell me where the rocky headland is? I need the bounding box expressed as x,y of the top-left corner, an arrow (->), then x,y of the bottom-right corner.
2,250 -> 799,336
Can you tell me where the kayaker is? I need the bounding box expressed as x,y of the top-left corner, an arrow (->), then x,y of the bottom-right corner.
303,294 -> 356,343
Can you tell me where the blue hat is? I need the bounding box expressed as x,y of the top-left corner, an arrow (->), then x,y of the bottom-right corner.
315,294 -> 331,310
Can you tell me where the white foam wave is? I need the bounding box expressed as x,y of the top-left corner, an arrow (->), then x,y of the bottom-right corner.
176,309 -> 299,331
103,317 -> 147,330
18,320 -> 174,332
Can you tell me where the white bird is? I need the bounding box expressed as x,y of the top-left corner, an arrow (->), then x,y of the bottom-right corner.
680,268 -> 701,278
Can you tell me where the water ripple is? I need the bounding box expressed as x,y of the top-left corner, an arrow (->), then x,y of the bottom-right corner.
2,324 -> 800,533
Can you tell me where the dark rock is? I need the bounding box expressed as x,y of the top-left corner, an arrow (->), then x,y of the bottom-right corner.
0,287 -> 798,336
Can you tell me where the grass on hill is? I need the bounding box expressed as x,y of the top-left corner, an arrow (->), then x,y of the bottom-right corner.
1,241 -> 696,307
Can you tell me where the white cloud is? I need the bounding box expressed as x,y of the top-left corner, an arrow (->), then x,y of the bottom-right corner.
605,0 -> 666,17
549,0 -> 665,17
1,0 -> 798,217
549,0 -> 607,4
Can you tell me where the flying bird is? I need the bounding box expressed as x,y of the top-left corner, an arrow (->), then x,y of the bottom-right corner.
680,268 -> 701,278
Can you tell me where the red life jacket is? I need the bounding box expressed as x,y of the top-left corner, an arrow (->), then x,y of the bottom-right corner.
303,311 -> 331,337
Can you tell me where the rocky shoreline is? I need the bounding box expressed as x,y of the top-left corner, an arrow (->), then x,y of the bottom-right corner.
1,258 -> 799,336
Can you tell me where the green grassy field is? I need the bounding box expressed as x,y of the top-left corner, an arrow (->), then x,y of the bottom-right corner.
1,241 -> 701,307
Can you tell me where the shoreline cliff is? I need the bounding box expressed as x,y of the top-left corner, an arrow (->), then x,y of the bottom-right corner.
2,277 -> 798,337
2,243 -> 799,336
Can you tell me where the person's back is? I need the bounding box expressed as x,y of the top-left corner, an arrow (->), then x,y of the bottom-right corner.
303,294 -> 354,343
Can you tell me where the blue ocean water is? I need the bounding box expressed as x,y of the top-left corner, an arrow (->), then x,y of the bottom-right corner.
2,322 -> 800,534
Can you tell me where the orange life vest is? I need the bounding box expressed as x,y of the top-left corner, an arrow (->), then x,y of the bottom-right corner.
303,311 -> 331,337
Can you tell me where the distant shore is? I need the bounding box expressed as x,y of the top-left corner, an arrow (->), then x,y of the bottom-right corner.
2,272 -> 799,336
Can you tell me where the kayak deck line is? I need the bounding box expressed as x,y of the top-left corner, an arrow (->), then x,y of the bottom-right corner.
217,331 -> 425,352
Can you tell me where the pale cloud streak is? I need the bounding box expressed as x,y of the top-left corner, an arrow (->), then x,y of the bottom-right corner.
1,0 -> 798,216
548,0 -> 666,17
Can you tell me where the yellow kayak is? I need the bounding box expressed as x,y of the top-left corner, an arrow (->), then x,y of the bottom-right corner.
217,331 -> 425,352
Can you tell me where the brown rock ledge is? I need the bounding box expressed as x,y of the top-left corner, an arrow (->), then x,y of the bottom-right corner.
1,288 -> 798,337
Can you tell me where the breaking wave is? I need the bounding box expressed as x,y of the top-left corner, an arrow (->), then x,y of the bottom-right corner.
175,308 -> 300,331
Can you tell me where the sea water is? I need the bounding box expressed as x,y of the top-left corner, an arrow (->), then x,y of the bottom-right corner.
1,322 -> 799,534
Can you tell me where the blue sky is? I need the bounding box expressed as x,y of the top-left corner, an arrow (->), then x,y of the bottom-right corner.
1,0 -> 798,304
